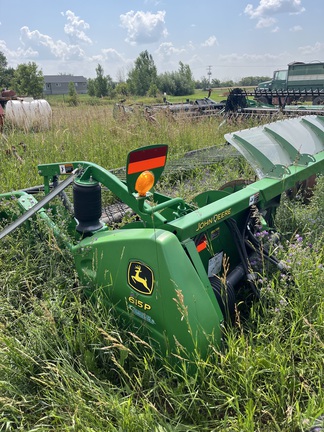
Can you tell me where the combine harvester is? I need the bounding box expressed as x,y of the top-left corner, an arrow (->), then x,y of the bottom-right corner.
0,115 -> 323,359
0,89 -> 52,131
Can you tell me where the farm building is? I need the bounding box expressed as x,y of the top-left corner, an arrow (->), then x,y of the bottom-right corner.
43,75 -> 88,95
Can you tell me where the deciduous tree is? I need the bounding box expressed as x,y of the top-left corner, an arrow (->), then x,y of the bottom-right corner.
89,64 -> 115,98
127,51 -> 157,96
0,51 -> 16,89
11,62 -> 44,98
94,64 -> 108,97
87,78 -> 95,97
157,62 -> 195,96
67,81 -> 78,106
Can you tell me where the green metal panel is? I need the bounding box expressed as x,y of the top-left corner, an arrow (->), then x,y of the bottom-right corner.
72,228 -> 223,357
287,62 -> 324,90
301,116 -> 324,146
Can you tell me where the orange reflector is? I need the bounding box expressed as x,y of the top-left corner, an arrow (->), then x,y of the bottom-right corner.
196,239 -> 207,252
135,171 -> 155,196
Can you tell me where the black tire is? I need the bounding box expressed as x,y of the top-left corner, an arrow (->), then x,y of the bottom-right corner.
209,276 -> 236,322
225,88 -> 247,112
312,96 -> 324,105
257,96 -> 270,105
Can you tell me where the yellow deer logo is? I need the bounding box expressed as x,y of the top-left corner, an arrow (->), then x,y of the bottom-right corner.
131,265 -> 149,290
128,262 -> 154,295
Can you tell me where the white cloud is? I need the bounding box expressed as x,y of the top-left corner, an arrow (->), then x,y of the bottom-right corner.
256,17 -> 277,28
201,36 -> 218,47
0,39 -> 38,63
187,41 -> 195,51
19,26 -> 86,61
298,41 -> 324,55
91,48 -> 132,70
153,42 -> 188,74
244,0 -> 305,29
289,25 -> 302,31
155,42 -> 185,58
244,0 -> 305,18
62,10 -> 92,45
120,10 -> 168,45
98,48 -> 125,62
12,11 -> 91,64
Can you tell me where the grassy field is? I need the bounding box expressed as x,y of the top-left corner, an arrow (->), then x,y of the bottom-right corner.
0,103 -> 323,431
44,87 -> 253,107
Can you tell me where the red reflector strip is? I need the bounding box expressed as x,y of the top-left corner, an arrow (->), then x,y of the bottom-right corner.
128,155 -> 166,174
196,240 -> 207,252
129,146 -> 167,163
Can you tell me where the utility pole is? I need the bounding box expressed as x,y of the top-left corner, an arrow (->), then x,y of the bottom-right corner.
207,65 -> 212,84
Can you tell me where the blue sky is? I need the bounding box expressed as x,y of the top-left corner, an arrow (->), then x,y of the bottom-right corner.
0,0 -> 323,82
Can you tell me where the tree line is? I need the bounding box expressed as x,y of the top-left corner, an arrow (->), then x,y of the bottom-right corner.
87,51 -> 197,98
0,52 -> 44,99
0,50 -> 271,100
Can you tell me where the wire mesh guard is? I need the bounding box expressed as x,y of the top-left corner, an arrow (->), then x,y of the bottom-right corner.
101,201 -> 134,225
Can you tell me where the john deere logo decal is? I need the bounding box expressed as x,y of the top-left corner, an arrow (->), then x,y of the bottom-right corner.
128,261 -> 154,295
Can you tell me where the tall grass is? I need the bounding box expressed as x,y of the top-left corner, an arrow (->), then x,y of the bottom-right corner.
1,104 -> 259,191
0,105 -> 323,431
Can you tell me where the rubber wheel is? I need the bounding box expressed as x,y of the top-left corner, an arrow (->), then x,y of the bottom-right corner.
209,276 -> 236,322
257,96 -> 270,105
312,96 -> 324,105
225,88 -> 247,112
